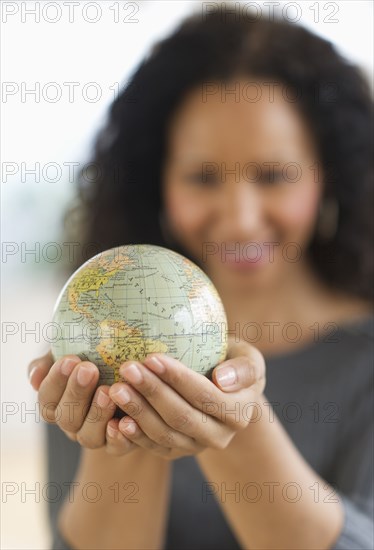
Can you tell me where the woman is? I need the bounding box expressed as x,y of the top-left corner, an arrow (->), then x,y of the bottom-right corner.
28,6 -> 373,549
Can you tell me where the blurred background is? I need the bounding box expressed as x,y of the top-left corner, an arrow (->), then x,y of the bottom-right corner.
1,1 -> 373,548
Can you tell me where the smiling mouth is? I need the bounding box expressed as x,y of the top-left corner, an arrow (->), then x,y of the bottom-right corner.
223,256 -> 266,269
217,243 -> 271,269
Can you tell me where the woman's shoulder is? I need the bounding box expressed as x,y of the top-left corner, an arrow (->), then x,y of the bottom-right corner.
311,312 -> 373,406
336,313 -> 373,343
335,314 -> 373,383
332,296 -> 373,366
266,310 -> 373,391
310,292 -> 373,362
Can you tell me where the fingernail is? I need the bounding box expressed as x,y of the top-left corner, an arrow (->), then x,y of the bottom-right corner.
97,390 -> 111,408
215,365 -> 237,387
60,358 -> 77,377
120,363 -> 143,384
77,365 -> 95,387
120,420 -> 136,435
107,424 -> 118,437
111,387 -> 131,405
146,355 -> 165,374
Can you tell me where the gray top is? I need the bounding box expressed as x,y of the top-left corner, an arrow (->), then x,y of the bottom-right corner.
46,316 -> 373,550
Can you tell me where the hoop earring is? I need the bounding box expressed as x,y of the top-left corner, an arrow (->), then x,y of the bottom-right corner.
317,198 -> 339,241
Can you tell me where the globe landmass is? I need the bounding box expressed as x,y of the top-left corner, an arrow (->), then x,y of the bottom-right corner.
51,244 -> 228,386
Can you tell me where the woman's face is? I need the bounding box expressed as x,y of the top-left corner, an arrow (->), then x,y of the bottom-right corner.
162,79 -> 323,293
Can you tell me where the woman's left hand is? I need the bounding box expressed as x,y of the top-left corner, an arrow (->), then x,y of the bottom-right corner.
108,338 -> 266,459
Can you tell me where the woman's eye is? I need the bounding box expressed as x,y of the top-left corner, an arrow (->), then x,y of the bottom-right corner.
185,172 -> 218,186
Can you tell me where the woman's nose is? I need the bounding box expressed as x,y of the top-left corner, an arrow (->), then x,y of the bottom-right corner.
218,179 -> 264,240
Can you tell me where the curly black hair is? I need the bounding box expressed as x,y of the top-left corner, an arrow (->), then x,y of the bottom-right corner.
64,4 -> 373,300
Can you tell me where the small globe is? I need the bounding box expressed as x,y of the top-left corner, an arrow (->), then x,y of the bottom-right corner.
51,244 -> 228,385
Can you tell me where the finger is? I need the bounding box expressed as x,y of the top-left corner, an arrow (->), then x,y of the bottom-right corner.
56,361 -> 99,433
143,353 -> 227,411
118,416 -> 203,458
214,341 -> 266,392
212,355 -> 265,392
109,380 -> 205,451
118,417 -> 183,458
28,350 -> 54,391
76,386 -> 117,449
111,376 -> 227,452
105,419 -> 136,456
142,354 -> 256,430
38,355 -> 82,423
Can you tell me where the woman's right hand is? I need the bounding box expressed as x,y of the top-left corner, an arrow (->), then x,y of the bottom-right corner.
27,352 -> 137,456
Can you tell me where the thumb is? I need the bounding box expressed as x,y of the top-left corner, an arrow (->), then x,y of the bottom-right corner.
212,345 -> 266,393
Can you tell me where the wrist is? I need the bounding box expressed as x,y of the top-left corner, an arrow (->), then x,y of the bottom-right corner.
57,445 -> 171,549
